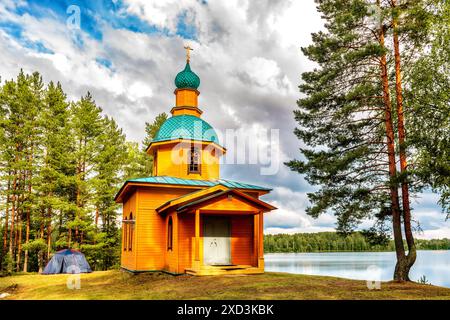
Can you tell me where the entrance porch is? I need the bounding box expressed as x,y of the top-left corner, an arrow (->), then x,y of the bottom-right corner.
157,186 -> 275,275
185,209 -> 265,276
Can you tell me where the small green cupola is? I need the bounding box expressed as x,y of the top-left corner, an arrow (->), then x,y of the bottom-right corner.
175,62 -> 200,89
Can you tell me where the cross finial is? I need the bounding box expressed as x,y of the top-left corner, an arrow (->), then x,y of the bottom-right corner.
184,45 -> 193,62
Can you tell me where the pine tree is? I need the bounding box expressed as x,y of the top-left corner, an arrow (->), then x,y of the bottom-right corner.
0,72 -> 40,272
123,141 -> 147,180
0,77 -> 7,271
33,81 -> 75,271
20,72 -> 44,272
286,0 -> 439,281
124,112 -> 168,179
70,92 -> 103,248
89,116 -> 127,269
142,112 -> 168,176
287,0 -> 396,231
381,0 -> 435,281
0,70 -> 155,272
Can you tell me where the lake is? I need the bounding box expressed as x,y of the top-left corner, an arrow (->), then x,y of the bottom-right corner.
264,250 -> 450,288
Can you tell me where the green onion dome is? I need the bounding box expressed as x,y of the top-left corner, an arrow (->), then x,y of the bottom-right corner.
174,62 -> 200,89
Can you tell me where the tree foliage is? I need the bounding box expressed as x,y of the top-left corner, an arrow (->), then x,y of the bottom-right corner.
286,0 -> 447,281
0,70 -> 165,273
406,0 -> 450,216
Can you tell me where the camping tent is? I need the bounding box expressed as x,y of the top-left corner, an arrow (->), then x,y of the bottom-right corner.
42,249 -> 92,274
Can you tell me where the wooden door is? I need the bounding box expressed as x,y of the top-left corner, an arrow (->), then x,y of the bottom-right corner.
203,217 -> 231,265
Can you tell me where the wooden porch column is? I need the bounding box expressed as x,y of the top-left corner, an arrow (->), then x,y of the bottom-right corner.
194,209 -> 200,269
258,211 -> 264,269
253,214 -> 259,264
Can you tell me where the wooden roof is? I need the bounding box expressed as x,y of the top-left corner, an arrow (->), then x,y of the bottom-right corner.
114,176 -> 271,203
156,185 -> 276,214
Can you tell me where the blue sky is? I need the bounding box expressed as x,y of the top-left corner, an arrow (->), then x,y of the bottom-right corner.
0,0 -> 447,239
3,0 -> 197,47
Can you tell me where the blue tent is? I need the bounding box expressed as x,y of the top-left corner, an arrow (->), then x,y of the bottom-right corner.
42,249 -> 92,274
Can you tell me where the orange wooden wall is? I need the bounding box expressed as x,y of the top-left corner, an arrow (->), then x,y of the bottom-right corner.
164,212 -> 178,273
231,215 -> 255,266
121,187 -> 261,273
121,192 -> 137,270
177,213 -> 195,273
154,143 -> 220,180
201,195 -> 258,212
121,187 -> 197,271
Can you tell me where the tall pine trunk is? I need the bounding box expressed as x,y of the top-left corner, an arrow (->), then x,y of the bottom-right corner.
95,207 -> 99,228
23,173 -> 32,272
23,207 -> 30,272
1,176 -> 11,270
391,0 -> 416,279
38,209 -> 45,273
68,228 -> 71,248
93,207 -> 99,246
378,20 -> 408,281
23,139 -> 34,272
8,172 -> 17,272
75,138 -> 83,243
16,169 -> 26,272
16,211 -> 22,272
47,207 -> 52,261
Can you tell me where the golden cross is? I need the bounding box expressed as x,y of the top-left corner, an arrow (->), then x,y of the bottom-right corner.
184,45 -> 193,62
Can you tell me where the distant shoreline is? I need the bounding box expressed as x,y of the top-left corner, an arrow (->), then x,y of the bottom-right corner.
264,232 -> 450,253
265,249 -> 450,254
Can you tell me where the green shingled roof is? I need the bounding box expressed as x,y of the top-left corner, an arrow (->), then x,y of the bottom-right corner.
153,115 -> 219,144
126,176 -> 271,191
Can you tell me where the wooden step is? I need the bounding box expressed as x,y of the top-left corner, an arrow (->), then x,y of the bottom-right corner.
216,265 -> 250,270
185,265 -> 263,276
185,268 -> 197,275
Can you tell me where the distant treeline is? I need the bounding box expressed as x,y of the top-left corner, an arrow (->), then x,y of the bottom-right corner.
264,232 -> 450,253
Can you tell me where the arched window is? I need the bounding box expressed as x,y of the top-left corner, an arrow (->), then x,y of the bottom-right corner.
188,146 -> 201,174
128,213 -> 134,251
167,216 -> 173,251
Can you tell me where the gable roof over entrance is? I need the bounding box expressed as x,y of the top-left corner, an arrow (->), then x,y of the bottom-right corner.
156,185 -> 276,214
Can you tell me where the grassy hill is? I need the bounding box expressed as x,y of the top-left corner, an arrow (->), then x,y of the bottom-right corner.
1,270 -> 450,300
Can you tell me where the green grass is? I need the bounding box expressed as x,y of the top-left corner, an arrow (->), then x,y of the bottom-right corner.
1,270 -> 450,300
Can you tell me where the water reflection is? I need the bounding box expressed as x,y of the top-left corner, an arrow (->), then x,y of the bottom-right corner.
264,250 -> 450,288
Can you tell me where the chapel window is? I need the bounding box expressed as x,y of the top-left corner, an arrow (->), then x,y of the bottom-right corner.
188,146 -> 201,174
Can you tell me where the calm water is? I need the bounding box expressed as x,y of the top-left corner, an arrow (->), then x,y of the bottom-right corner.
264,250 -> 450,288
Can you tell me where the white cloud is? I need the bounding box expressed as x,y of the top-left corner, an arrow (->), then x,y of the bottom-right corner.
128,81 -> 153,100
265,226 -> 336,235
239,57 -> 293,94
264,186 -> 337,231
123,0 -> 198,33
416,227 -> 450,240
0,0 -> 446,239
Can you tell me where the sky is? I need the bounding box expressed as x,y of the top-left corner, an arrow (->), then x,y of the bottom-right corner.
0,0 -> 448,239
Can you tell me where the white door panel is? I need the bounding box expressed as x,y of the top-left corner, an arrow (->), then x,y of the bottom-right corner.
203,217 -> 231,265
